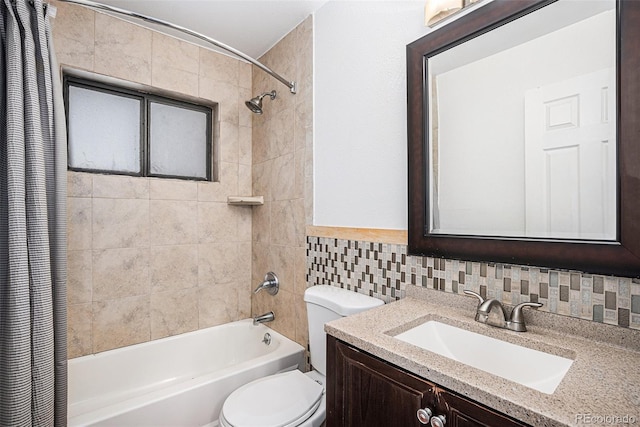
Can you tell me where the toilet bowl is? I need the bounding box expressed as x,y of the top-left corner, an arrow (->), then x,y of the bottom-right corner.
218,285 -> 384,427
219,370 -> 326,427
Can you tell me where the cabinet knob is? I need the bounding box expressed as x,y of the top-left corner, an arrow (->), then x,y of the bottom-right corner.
416,407 -> 433,424
430,414 -> 446,427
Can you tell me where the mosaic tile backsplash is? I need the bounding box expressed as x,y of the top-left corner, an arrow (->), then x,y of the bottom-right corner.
306,236 -> 640,330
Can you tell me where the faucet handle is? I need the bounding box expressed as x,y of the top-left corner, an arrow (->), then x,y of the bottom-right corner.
254,272 -> 279,295
510,302 -> 543,322
463,290 -> 484,306
508,302 -> 543,331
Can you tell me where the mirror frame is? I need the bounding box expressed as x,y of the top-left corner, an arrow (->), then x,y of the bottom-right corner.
407,0 -> 640,277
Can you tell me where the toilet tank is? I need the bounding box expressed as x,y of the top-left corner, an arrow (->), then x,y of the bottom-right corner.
303,285 -> 384,376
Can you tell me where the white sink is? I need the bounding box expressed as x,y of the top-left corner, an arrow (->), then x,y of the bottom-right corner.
394,321 -> 573,394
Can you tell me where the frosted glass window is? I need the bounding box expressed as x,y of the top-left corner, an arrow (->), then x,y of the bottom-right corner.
149,102 -> 208,179
67,85 -> 141,173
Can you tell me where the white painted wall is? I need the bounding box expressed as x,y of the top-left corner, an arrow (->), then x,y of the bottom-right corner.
313,1 -> 428,229
313,0 -> 614,232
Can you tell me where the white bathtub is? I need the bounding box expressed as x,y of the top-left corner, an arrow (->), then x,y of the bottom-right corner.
68,319 -> 305,427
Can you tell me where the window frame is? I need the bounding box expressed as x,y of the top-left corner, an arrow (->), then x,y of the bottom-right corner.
63,74 -> 214,182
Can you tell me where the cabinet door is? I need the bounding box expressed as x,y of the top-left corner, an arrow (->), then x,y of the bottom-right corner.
327,335 -> 437,427
439,389 -> 528,427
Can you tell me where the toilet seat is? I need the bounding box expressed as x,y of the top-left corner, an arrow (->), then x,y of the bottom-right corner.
219,370 -> 324,427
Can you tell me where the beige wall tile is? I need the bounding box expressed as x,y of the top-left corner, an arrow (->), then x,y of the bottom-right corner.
239,125 -> 252,166
149,200 -> 197,245
68,197 -> 92,251
68,303 -> 92,358
150,245 -> 198,293
293,246 -> 308,297
51,1 -> 94,70
272,153 -> 296,201
252,160 -> 272,201
92,248 -> 150,301
237,206 -> 252,243
198,202 -> 238,243
294,148 -> 305,200
238,62 -> 252,90
252,243 -> 271,288
270,107 -> 296,157
92,296 -> 150,353
252,121 -> 272,164
149,178 -> 198,201
250,18 -> 313,343
57,1 -> 315,356
268,245 -> 295,293
150,288 -> 199,339
198,242 -> 240,286
94,13 -> 152,85
92,198 -> 149,249
238,164 -> 252,197
294,297 -> 309,349
199,80 -> 239,125
239,87 -> 254,128
199,48 -> 239,86
198,162 -> 238,202
67,171 -> 92,197
93,174 -> 149,199
271,290 -> 296,339
151,33 -> 199,97
271,200 -> 297,246
198,283 -> 240,327
68,250 -> 92,304
219,121 -> 239,164
252,202 -> 271,243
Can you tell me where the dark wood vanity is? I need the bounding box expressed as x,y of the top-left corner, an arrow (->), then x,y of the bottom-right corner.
326,335 -> 529,427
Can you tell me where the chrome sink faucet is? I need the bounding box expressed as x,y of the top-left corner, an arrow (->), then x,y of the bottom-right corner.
463,290 -> 542,332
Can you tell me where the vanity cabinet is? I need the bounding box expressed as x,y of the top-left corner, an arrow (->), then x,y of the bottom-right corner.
326,336 -> 529,427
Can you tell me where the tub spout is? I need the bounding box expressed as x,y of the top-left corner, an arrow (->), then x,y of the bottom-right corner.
253,311 -> 275,326
254,272 -> 279,295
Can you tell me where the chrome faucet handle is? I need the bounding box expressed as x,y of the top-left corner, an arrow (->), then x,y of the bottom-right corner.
508,302 -> 543,332
463,290 -> 484,306
509,302 -> 543,323
253,272 -> 279,295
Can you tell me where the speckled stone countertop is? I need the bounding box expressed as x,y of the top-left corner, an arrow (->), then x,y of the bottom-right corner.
324,285 -> 640,427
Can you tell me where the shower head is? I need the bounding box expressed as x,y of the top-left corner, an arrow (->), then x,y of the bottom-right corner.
245,90 -> 276,114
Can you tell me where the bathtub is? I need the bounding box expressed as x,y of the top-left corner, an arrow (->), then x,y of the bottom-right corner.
68,319 -> 305,427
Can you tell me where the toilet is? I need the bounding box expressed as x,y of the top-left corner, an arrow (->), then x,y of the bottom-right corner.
218,285 -> 384,427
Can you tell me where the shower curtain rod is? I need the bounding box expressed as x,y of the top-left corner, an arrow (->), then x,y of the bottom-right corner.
56,0 -> 297,94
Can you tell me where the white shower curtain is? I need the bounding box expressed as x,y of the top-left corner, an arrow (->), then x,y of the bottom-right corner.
0,0 -> 68,425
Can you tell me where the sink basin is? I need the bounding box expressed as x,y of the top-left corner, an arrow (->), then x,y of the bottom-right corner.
394,321 -> 573,394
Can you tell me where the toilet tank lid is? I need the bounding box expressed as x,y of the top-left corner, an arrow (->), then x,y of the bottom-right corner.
304,285 -> 384,316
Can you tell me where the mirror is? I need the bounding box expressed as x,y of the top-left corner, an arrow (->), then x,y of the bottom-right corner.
407,0 -> 640,277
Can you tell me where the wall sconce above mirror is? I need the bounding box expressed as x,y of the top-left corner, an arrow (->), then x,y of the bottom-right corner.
425,0 -> 483,27
407,0 -> 640,277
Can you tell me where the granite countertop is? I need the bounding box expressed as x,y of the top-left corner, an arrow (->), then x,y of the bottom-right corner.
324,285 -> 640,427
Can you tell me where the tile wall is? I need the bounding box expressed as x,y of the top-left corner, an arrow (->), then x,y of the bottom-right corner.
250,17 -> 314,350
53,1 -> 255,357
307,236 -> 640,330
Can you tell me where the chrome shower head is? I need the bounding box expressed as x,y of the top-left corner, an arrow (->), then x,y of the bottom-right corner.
245,90 -> 276,114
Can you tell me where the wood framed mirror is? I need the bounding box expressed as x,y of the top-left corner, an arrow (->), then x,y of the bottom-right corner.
407,0 -> 640,277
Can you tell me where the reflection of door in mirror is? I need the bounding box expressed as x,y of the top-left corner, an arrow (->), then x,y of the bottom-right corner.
524,68 -> 616,240
428,1 -> 616,239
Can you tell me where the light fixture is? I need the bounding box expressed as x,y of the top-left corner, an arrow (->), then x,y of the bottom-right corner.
425,0 -> 480,27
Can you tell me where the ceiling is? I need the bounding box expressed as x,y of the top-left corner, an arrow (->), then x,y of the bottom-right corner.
97,0 -> 328,59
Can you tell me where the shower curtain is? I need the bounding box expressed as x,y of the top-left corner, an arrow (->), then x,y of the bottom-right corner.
1,0 -> 68,425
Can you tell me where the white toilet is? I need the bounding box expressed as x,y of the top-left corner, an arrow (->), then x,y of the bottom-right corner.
218,285 -> 384,427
